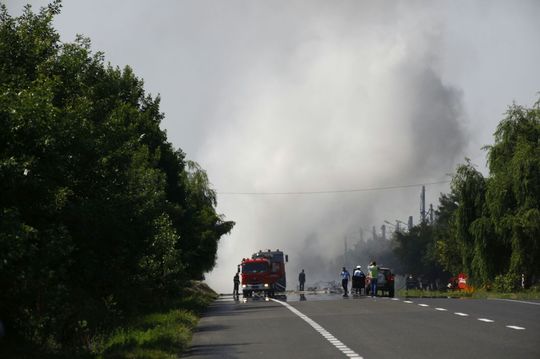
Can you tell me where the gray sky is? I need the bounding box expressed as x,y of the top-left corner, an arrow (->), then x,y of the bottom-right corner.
5,0 -> 540,292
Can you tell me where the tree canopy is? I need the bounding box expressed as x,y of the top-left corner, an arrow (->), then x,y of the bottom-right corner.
0,2 -> 233,353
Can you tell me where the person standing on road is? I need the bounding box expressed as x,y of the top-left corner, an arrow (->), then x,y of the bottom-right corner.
233,272 -> 240,297
352,265 -> 366,295
298,269 -> 306,291
368,261 -> 378,297
340,267 -> 350,297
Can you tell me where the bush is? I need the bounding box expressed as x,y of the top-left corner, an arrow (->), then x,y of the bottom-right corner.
493,273 -> 521,292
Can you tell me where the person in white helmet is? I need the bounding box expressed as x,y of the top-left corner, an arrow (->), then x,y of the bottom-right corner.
352,265 -> 366,295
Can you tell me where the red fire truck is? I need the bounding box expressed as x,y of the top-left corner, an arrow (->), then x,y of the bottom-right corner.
240,249 -> 288,297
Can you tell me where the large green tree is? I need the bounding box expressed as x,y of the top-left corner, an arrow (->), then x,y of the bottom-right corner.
450,159 -> 490,284
0,2 -> 233,353
484,100 -> 540,282
433,193 -> 461,275
437,99 -> 540,288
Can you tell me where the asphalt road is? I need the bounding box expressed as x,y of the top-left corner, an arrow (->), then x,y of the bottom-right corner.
183,293 -> 540,358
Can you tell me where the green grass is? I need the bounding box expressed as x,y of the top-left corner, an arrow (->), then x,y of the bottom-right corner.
96,281 -> 217,359
398,289 -> 474,298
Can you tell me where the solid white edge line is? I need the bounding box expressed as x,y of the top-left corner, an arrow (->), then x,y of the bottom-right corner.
506,325 -> 526,330
489,298 -> 540,306
271,299 -> 363,358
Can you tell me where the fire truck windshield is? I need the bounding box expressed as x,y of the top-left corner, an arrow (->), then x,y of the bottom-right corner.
242,262 -> 268,273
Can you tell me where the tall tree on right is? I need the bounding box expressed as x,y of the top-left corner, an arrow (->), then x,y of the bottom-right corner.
484,99 -> 540,284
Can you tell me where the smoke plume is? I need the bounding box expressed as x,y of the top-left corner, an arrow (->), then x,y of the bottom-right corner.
201,2 -> 467,292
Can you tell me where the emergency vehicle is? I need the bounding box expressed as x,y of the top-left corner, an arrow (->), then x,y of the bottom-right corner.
240,249 -> 288,297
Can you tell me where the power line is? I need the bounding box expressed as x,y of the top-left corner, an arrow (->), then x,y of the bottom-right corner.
217,180 -> 451,196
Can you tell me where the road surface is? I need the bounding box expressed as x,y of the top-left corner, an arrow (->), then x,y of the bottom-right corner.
183,293 -> 540,358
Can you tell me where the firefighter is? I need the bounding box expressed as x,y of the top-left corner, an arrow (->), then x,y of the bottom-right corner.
352,265 -> 366,295
233,272 -> 240,297
298,269 -> 306,291
340,267 -> 350,297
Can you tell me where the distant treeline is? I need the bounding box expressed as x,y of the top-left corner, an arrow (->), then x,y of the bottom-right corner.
391,97 -> 540,291
0,2 -> 233,353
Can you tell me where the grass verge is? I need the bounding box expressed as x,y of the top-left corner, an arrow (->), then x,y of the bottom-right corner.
96,281 -> 217,359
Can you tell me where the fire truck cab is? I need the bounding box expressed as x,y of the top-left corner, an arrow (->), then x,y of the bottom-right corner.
240,249 -> 288,297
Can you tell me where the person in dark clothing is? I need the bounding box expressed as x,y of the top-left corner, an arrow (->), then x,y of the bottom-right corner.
233,272 -> 240,297
340,267 -> 350,297
298,269 -> 306,291
352,265 -> 366,295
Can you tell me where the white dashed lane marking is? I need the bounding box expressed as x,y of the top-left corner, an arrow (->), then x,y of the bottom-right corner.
271,299 -> 363,358
394,300 -> 524,331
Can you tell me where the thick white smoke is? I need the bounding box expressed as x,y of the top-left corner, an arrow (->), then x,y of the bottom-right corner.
202,2 -> 467,292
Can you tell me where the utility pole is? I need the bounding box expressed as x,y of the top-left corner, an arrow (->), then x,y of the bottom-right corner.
429,203 -> 434,223
408,216 -> 413,230
372,226 -> 377,241
381,224 -> 386,240
420,185 -> 426,223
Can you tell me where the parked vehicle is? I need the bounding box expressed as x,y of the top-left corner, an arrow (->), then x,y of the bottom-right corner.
365,267 -> 395,297
406,274 -> 419,290
240,249 -> 288,297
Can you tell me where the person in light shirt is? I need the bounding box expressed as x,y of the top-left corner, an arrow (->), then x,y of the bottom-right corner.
368,261 -> 379,297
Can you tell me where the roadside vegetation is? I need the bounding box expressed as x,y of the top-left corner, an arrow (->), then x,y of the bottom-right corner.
98,282 -> 217,359
0,3 -> 231,357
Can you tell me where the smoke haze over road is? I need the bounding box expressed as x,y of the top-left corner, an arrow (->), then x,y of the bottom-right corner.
6,0 -> 540,292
